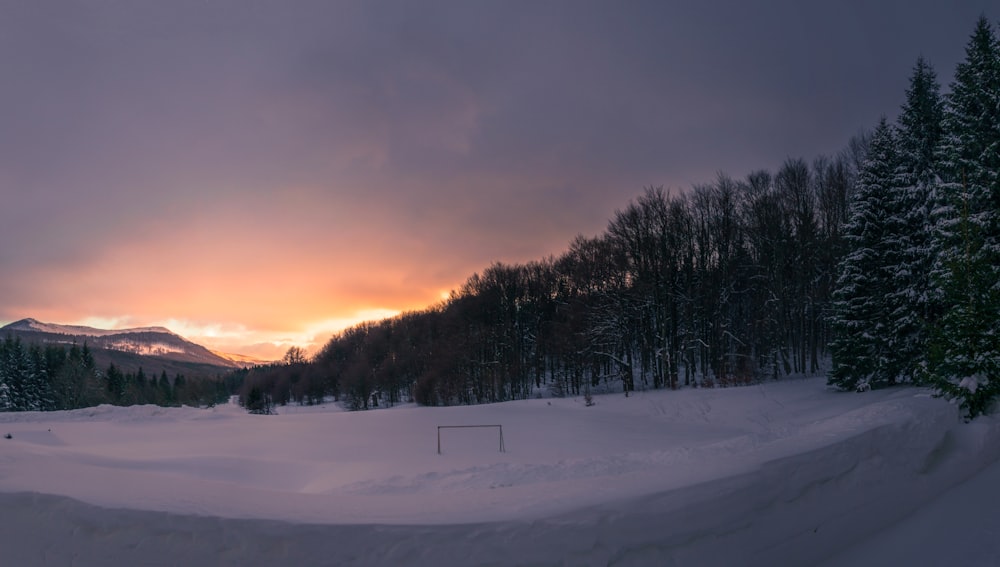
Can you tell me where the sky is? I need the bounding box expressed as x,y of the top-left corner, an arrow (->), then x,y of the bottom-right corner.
0,1 -> 995,360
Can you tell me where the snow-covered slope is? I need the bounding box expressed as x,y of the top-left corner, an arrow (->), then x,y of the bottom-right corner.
2,318 -> 173,337
210,349 -> 272,367
0,378 -> 997,566
0,318 -> 241,372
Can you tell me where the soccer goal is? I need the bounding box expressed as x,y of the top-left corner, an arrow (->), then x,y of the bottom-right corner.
437,424 -> 506,454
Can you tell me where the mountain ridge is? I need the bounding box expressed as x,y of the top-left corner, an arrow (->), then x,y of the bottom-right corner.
0,318 -> 257,376
4,318 -> 175,338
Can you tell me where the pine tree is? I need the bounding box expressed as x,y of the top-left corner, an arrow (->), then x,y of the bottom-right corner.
898,56 -> 946,187
829,118 -> 899,390
885,56 -> 944,383
0,380 -> 10,411
157,370 -> 172,405
939,17 -> 1000,201
931,193 -> 1000,418
106,363 -> 126,404
243,386 -> 273,415
929,17 -> 1000,417
1,337 -> 31,411
0,338 -> 13,411
26,345 -> 55,411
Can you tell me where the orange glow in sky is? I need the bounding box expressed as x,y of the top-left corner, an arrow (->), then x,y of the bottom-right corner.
1,2 -> 988,360
1,179 -> 595,360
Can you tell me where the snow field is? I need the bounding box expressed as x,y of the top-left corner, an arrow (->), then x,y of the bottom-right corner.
1,378 -> 998,566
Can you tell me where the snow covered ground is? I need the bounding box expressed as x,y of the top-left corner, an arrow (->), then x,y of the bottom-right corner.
0,377 -> 997,566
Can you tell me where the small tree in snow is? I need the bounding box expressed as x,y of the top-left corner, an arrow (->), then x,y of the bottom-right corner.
243,386 -> 274,415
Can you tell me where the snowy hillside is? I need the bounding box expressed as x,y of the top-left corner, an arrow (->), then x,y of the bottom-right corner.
0,317 -> 242,372
2,318 -> 174,337
0,378 -> 998,566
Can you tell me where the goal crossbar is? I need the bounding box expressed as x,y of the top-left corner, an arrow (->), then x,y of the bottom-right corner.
437,424 -> 505,454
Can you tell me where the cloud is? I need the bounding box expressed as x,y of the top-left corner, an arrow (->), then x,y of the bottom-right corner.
1,0 -> 995,353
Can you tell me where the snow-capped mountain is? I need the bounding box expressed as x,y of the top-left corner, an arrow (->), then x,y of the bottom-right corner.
4,318 -> 175,338
0,318 -> 247,375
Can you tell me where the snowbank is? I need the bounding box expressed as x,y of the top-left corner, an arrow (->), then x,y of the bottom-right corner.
0,379 -> 997,565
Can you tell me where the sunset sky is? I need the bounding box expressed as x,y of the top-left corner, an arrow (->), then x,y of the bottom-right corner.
1,1 -> 995,359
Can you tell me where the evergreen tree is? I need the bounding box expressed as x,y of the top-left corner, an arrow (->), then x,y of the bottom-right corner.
157,370 -> 172,405
885,56 -> 945,383
1,337 -> 35,410
126,367 -> 148,405
26,345 -> 55,411
0,338 -> 13,411
930,196 -> 1000,418
106,363 -> 126,404
54,342 -> 104,409
0,380 -> 10,411
938,17 -> 1000,202
243,385 -> 274,415
0,338 -> 16,411
898,56 -> 946,187
829,118 -> 899,390
929,17 -> 1000,417
174,374 -> 187,405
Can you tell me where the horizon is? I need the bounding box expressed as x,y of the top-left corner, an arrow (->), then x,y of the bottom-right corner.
2,1 -> 995,359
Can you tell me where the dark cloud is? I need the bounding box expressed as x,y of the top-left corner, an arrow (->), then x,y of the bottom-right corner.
0,0 -> 995,345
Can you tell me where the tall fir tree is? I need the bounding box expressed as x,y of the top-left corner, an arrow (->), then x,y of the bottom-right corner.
929,17 -> 1000,417
898,56 -> 946,187
25,345 -> 55,411
885,56 -> 944,383
0,338 -> 12,411
931,194 -> 1000,418
829,118 -> 900,390
1,337 -> 30,411
0,380 -> 10,411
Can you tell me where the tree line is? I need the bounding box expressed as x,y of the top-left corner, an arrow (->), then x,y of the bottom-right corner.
0,336 -> 234,411
241,17 -> 996,415
235,347 -> 330,413
6,18 -> 995,418
240,140 -> 865,410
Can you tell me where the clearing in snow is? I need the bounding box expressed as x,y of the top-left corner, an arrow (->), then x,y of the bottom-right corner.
0,377 -> 998,566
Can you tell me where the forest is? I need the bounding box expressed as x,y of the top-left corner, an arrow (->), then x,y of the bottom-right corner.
2,18 -> 996,419
239,17 -> 998,418
241,149 -> 859,412
0,337 -> 234,411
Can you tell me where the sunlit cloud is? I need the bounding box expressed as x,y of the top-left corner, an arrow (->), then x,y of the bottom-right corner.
72,316 -> 145,331
0,1 -> 989,363
154,310 -> 406,360
303,310 -> 401,337
151,320 -> 251,342
42,311 -> 406,362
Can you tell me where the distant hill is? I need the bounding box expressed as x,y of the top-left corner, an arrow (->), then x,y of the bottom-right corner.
210,350 -> 271,367
0,318 -> 252,377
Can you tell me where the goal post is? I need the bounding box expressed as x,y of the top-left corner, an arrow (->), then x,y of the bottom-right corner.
437,424 -> 505,454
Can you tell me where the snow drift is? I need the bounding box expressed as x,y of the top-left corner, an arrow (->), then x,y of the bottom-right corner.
0,378 -> 997,566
